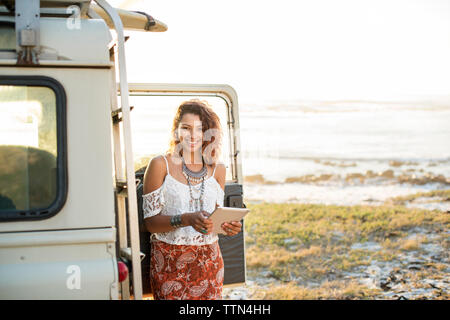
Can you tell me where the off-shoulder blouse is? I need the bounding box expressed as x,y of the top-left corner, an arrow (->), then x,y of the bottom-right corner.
142,155 -> 224,245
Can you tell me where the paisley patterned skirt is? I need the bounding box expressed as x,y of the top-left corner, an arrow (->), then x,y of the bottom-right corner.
150,240 -> 224,300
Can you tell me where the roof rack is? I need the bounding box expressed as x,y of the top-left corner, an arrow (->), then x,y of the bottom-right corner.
89,4 -> 167,32
1,0 -> 166,65
0,0 -> 167,32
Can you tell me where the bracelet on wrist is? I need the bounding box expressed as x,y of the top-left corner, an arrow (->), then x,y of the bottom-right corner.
170,214 -> 183,228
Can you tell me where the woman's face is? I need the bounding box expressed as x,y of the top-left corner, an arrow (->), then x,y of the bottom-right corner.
177,113 -> 203,153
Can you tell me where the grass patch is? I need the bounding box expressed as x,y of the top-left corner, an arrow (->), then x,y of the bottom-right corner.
245,202 -> 448,248
260,280 -> 381,300
244,199 -> 449,299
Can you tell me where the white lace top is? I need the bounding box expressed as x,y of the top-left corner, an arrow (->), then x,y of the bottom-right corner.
142,155 -> 225,245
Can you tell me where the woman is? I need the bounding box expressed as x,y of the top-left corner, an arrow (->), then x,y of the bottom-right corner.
142,99 -> 242,300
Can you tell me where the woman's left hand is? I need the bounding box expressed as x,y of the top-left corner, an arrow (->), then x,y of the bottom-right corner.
221,221 -> 242,236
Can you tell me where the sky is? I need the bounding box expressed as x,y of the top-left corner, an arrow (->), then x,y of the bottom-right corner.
109,0 -> 450,104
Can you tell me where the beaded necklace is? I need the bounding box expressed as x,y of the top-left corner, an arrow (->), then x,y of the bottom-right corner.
181,155 -> 208,212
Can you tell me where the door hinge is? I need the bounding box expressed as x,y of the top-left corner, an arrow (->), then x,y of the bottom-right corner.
111,106 -> 134,124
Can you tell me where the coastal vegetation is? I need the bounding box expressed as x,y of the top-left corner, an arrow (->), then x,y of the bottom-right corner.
239,190 -> 450,299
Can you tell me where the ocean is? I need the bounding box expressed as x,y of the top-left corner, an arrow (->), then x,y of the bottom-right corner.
238,99 -> 450,210
129,95 -> 450,211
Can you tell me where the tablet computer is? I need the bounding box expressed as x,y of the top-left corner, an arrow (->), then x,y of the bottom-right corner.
208,206 -> 250,235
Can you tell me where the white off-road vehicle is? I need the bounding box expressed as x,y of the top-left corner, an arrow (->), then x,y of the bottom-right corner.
0,0 -> 246,299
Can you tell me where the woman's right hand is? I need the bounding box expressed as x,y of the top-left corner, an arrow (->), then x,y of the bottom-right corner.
182,211 -> 213,235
